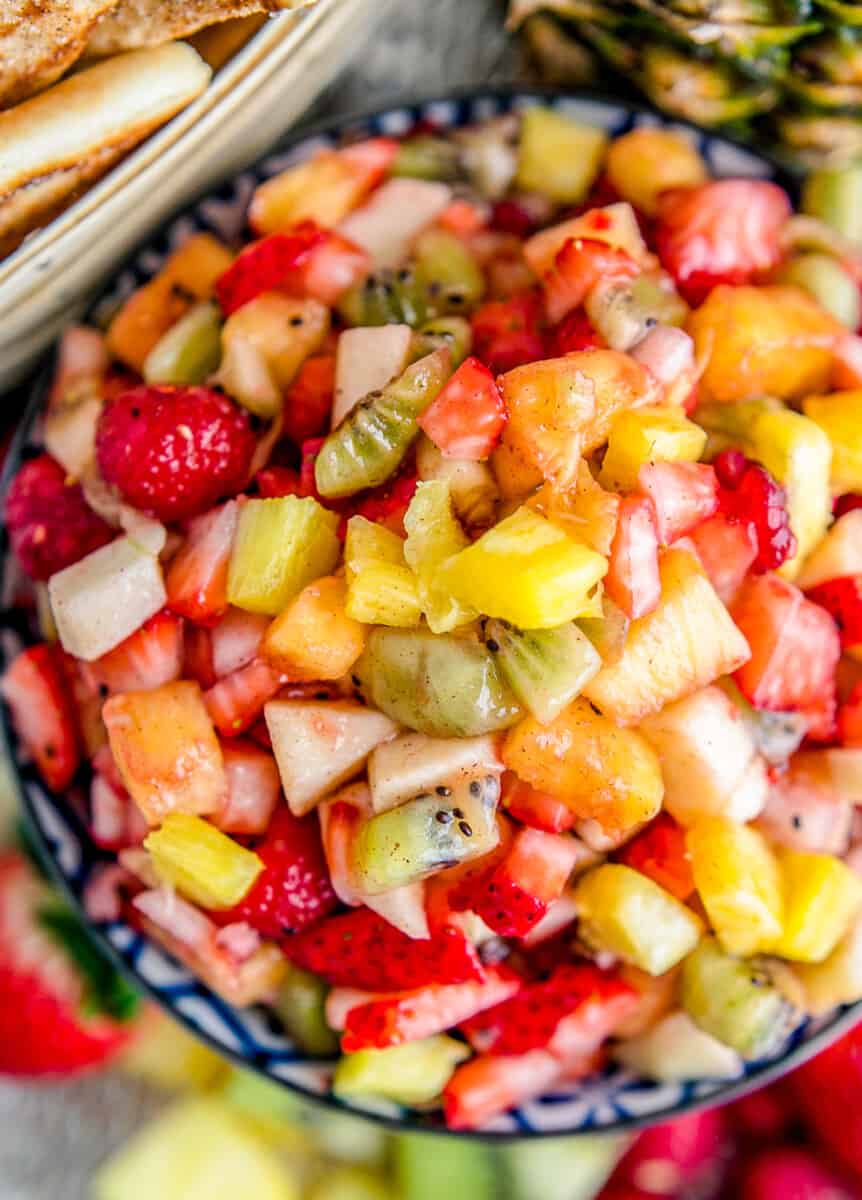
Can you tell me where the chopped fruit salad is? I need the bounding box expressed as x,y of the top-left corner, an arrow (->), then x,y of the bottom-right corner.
4,104 -> 862,1133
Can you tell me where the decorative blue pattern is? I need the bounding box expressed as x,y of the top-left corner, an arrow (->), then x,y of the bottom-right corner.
1,89 -> 857,1140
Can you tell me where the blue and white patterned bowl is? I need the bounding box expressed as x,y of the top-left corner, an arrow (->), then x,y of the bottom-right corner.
2,89 -> 858,1139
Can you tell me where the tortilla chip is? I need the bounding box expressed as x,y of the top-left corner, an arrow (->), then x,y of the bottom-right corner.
0,0 -> 117,108
86,0 -> 313,57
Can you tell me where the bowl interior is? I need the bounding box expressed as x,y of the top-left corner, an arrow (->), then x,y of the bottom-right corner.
2,87 -> 856,1139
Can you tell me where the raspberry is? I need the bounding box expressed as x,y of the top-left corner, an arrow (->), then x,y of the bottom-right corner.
96,385 -> 256,523
714,449 -> 796,573
5,455 -> 112,581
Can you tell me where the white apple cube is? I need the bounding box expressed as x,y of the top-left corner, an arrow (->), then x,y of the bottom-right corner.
49,535 -> 166,661
333,324 -> 413,427
338,178 -> 452,269
614,1012 -> 743,1082
368,732 -> 502,815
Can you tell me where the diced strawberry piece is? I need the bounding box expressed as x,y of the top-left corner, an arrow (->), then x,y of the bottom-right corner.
299,436 -> 327,502
438,199 -> 489,238
491,199 -> 537,239
346,473 -> 418,537
2,645 -> 81,792
637,461 -> 719,545
471,292 -> 546,374
223,807 -> 337,938
97,387 -> 255,523
461,963 -> 637,1056
215,739 -> 281,835
166,501 -> 239,625
339,135 -> 400,183
690,511 -> 758,605
183,624 -> 216,689
609,1110 -> 731,1198
551,308 -> 604,356
214,223 -> 325,315
739,1149 -> 861,1200
714,450 -> 796,574
733,574 -> 841,740
606,495 -> 661,621
616,812 -> 695,901
90,610 -> 183,694
89,773 -> 147,851
500,773 -> 576,834
836,494 -> 862,519
49,325 -> 107,407
417,356 -> 507,461
255,466 -> 303,499
806,576 -> 862,651
248,718 -> 273,750
655,179 -> 791,304
839,681 -> 862,747
791,1024 -> 862,1182
5,454 -> 113,581
204,658 -> 285,737
542,237 -> 640,325
449,827 -> 582,938
209,608 -> 269,679
283,907 -> 484,991
424,819 -> 515,935
298,232 -> 371,306
341,965 -> 521,1051
282,355 -> 336,445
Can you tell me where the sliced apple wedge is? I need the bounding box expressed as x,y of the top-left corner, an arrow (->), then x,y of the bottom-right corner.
368,732 -> 502,814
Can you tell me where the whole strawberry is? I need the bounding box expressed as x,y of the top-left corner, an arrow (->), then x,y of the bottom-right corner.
96,385 -> 255,523
791,1025 -> 862,1181
5,454 -> 113,581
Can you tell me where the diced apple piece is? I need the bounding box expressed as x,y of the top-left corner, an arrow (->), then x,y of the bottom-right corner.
49,536 -> 166,661
265,700 -> 398,816
221,293 -> 329,391
104,681 -> 227,825
796,913 -> 862,1014
368,733 -> 502,814
797,510 -> 862,590
583,549 -> 751,725
337,179 -> 452,269
640,687 -> 768,826
613,1011 -> 742,1082
333,325 -> 413,427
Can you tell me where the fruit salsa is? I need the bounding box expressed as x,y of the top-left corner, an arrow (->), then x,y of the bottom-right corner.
3,105 -> 862,1132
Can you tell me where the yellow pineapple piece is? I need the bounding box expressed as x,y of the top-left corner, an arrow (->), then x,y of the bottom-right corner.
120,1010 -> 226,1091
600,406 -> 707,493
403,481 -> 475,633
439,506 -> 607,629
503,698 -> 663,835
490,435 -> 544,501
772,849 -> 862,964
583,548 -> 751,724
803,390 -> 862,494
344,516 -> 407,579
222,293 -> 329,390
250,152 -> 376,234
346,563 -> 422,627
686,817 -> 783,957
262,576 -> 366,680
516,106 -> 608,205
605,128 -> 707,216
145,813 -> 262,910
795,914 -> 862,1014
104,681 -> 227,826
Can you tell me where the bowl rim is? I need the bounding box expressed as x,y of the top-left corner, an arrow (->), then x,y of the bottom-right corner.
3,83 -> 856,1142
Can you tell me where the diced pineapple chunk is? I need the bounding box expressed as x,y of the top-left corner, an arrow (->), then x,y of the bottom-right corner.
600,406 -> 707,494
346,562 -> 422,627
516,106 -> 607,204
503,698 -> 663,836
795,913 -> 862,1014
772,849 -> 862,964
605,128 -> 707,217
145,814 -> 262,910
529,461 -> 620,557
262,576 -> 365,680
222,294 -> 330,391
104,681 -> 227,825
264,700 -> 397,816
686,818 -> 783,957
797,510 -> 862,590
334,1036 -> 470,1106
439,507 -> 607,629
574,864 -> 703,975
403,481 -> 474,633
344,516 -> 406,578
583,549 -> 751,725
119,1012 -> 226,1090
802,391 -> 862,494
249,154 -> 372,233
227,497 -> 340,616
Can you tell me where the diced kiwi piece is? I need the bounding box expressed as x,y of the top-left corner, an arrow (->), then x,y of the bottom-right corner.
276,966 -> 338,1058
576,595 -> 630,666
718,679 -> 807,765
315,348 -> 451,499
353,770 -> 501,893
394,1134 -> 497,1200
143,302 -> 222,386
777,254 -> 861,330
414,229 -> 485,315
339,267 -> 433,329
802,164 -> 862,244
227,496 -> 340,615
310,1167 -> 393,1200
680,937 -> 798,1060
413,316 -> 473,367
585,275 -> 688,352
355,627 -> 522,737
391,136 -> 462,182
334,1036 -> 469,1106
484,619 -> 601,723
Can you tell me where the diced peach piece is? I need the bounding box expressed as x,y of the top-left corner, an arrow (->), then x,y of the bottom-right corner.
261,575 -> 366,680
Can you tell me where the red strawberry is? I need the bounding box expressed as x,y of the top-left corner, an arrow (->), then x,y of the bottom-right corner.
655,179 -> 791,304
5,454 -> 112,581
609,1110 -> 731,1199
839,681 -> 862,746
616,812 -> 695,902
542,237 -> 639,325
90,610 -> 183,694
214,223 -> 325,315
417,357 -> 507,461
225,807 -> 337,938
2,644 -> 80,792
500,773 -> 576,834
166,500 -> 239,624
283,907 -> 484,990
183,623 -> 216,689
299,232 -> 371,307
791,1023 -> 862,1180
448,827 -> 582,938
298,436 -> 328,502
204,658 -> 285,737
836,494 -> 862,519
739,1148 -> 861,1200
606,495 -> 661,621
0,853 -> 138,1076
714,450 -> 796,574
255,466 -> 303,499
471,292 -> 546,374
637,461 -> 719,546
282,355 -> 336,445
341,965 -> 521,1052
690,511 -> 758,605
806,576 -> 862,651
216,739 -> 281,836
491,199 -> 538,238
461,963 -> 637,1057
96,386 -> 255,523
551,308 -> 605,355
350,473 -> 418,535
727,1084 -> 796,1145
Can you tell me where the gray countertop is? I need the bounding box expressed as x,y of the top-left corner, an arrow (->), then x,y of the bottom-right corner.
0,3 -> 531,1196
